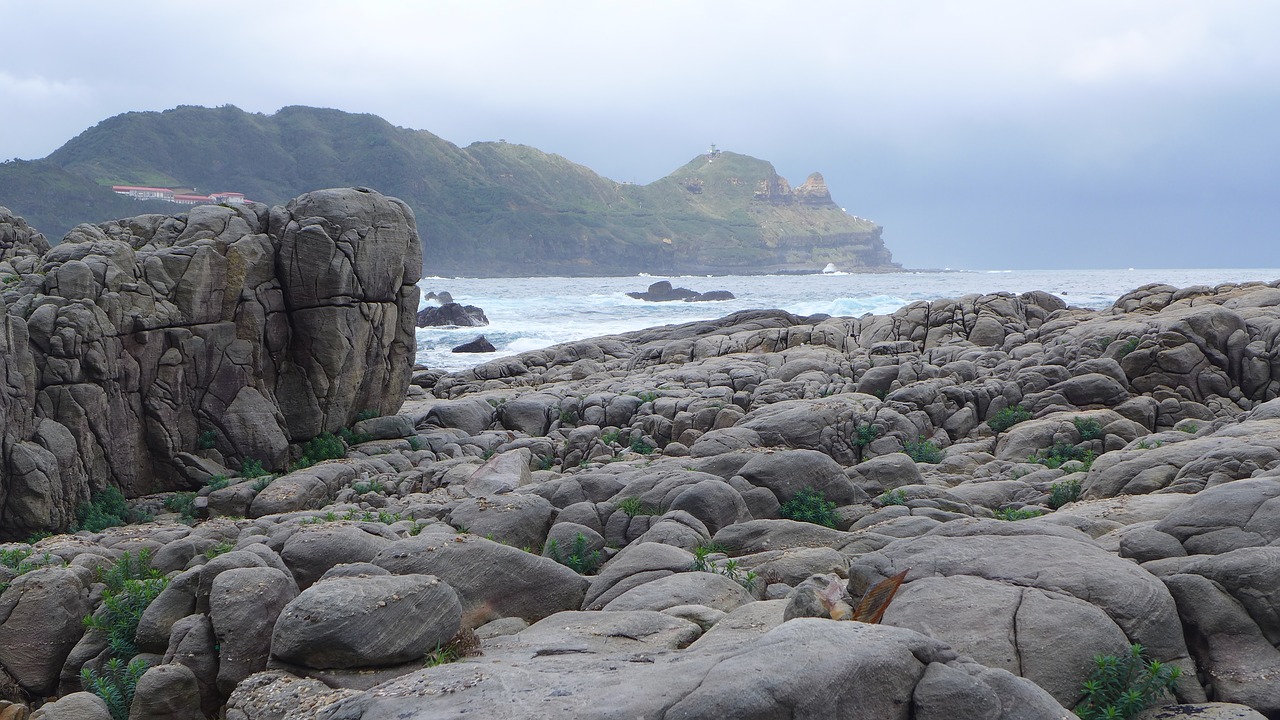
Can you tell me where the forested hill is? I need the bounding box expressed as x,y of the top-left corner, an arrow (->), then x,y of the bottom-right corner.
0,105 -> 897,275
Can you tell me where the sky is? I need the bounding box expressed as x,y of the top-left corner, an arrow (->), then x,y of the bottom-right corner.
2,1 -> 1277,270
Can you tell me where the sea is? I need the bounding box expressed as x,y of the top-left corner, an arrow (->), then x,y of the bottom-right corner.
414,269 -> 1280,372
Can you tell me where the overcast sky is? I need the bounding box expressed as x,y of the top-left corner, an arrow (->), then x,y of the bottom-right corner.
2,1 -> 1277,269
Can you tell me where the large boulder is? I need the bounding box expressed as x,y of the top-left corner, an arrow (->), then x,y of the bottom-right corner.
0,567 -> 91,696
271,574 -> 461,669
372,531 -> 588,623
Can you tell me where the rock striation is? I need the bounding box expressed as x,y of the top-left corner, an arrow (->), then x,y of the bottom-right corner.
0,190 -> 421,538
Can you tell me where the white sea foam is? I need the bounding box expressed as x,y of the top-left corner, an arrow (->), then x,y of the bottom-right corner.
414,269 -> 1280,372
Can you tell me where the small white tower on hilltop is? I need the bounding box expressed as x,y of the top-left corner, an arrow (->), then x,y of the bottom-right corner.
708,143 -> 721,157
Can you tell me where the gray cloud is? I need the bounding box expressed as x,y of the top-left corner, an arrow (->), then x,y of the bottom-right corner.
2,0 -> 1276,269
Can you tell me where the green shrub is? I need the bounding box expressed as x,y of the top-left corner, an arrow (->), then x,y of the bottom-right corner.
1049,478 -> 1083,509
355,409 -> 379,422
904,438 -> 944,464
292,432 -> 347,470
1116,337 -> 1141,359
1074,417 -> 1104,441
877,489 -> 909,506
336,426 -> 373,447
634,391 -> 659,404
558,407 -> 579,425
1074,644 -> 1181,719
251,476 -> 273,493
81,657 -> 149,720
995,507 -> 1045,521
779,488 -> 838,528
1179,422 -> 1199,434
204,541 -> 234,559
240,458 -> 269,479
988,406 -> 1032,433
197,429 -> 217,450
628,436 -> 656,455
85,550 -> 167,659
690,547 -> 758,590
853,423 -> 881,462
74,488 -> 151,532
163,492 -> 197,522
1031,442 -> 1096,472
546,533 -> 602,575
600,429 -> 621,445
0,548 -> 40,595
407,436 -> 424,451
616,497 -> 659,517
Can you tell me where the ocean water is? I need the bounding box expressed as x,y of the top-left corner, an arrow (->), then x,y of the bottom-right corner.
415,269 -> 1280,372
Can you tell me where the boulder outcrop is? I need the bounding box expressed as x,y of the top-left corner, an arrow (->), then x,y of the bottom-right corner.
0,189 -> 421,537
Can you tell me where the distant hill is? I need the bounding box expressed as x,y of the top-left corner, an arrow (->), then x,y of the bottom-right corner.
0,105 -> 897,275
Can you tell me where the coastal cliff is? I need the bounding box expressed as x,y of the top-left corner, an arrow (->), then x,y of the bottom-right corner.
0,105 -> 897,276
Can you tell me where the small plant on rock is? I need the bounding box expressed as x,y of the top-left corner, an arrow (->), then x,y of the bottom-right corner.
240,458 -> 270,479
628,436 -> 656,455
163,492 -> 198,522
600,429 -> 621,445
205,474 -> 232,492
197,429 -> 218,450
903,437 -> 944,464
1074,644 -> 1180,720
204,542 -> 234,559
73,488 -> 152,532
1074,417 -> 1104,441
877,488 -> 909,506
81,656 -> 149,720
780,488 -> 839,528
1049,478 -> 1083,509
995,507 -> 1045,521
1116,337 -> 1141,359
292,432 -> 347,470
853,423 -> 881,462
988,406 -> 1032,434
546,533 -> 602,575
1031,442 -> 1096,472
616,496 -> 659,517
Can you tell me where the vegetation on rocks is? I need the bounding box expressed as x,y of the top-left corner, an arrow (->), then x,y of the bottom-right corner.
81,550 -> 168,719
1074,644 -> 1181,720
779,488 -> 839,528
903,437 -> 944,464
988,405 -> 1032,433
546,533 -> 602,575
74,487 -> 152,532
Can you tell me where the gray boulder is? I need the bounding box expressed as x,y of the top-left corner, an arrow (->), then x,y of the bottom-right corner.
128,663 -> 204,720
373,532 -> 588,623
0,567 -> 91,696
208,566 -> 297,695
271,574 -> 461,669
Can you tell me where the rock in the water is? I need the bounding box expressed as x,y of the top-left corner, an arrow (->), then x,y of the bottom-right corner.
627,281 -> 735,302
416,302 -> 489,327
452,335 -> 496,353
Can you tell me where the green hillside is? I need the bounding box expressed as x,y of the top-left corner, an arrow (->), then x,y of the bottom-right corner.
0,105 -> 897,275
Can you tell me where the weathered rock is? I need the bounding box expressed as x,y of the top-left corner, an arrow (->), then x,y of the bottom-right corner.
128,663 -> 204,720
28,692 -> 110,720
415,302 -> 489,327
452,336 -> 496,353
0,568 -> 91,696
372,532 -> 588,623
271,574 -> 461,669
208,566 -> 297,695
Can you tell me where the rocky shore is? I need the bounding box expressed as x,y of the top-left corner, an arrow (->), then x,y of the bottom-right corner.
1,193 -> 1278,719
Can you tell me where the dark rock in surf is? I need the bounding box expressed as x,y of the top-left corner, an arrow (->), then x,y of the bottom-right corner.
416,302 -> 489,327
452,335 -> 496,353
627,281 -> 735,302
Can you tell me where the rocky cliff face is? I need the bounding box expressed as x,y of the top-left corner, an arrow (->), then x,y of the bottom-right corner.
0,188 -> 421,538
